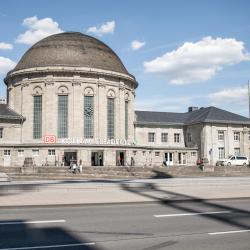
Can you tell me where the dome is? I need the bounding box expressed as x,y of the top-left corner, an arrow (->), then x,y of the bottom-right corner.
11,32 -> 132,77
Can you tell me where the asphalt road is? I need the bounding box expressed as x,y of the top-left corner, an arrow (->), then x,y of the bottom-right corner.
0,198 -> 250,250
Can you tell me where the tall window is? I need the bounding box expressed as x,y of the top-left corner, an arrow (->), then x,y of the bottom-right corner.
125,101 -> 128,140
148,132 -> 155,142
234,132 -> 240,141
187,133 -> 192,142
161,133 -> 168,142
218,147 -> 225,159
107,98 -> 115,139
174,133 -> 180,143
58,95 -> 68,138
84,96 -> 94,138
33,95 -> 42,139
0,128 -> 3,138
218,131 -> 224,141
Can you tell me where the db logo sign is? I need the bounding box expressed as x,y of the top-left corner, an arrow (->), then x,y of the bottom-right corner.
44,135 -> 56,144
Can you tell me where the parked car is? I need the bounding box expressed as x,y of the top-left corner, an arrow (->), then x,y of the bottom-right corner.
222,156 -> 249,167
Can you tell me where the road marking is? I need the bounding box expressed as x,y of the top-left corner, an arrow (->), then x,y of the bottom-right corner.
154,211 -> 231,218
0,242 -> 96,250
209,229 -> 250,235
0,220 -> 66,225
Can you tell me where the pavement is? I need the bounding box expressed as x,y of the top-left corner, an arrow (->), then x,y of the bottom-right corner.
1,177 -> 250,207
0,199 -> 250,249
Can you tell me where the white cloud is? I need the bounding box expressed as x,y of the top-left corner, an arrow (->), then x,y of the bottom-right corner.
16,16 -> 63,45
209,86 -> 248,105
0,57 -> 16,75
0,42 -> 13,50
144,37 -> 250,85
131,40 -> 146,51
87,21 -> 115,36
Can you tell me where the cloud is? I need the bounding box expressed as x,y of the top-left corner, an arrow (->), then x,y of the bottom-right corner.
87,21 -> 115,36
209,86 -> 248,105
16,16 -> 63,45
0,57 -> 16,75
131,40 -> 146,51
144,37 -> 250,85
0,42 -> 13,50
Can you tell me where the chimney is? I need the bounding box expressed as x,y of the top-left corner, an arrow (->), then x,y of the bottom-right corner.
188,106 -> 198,112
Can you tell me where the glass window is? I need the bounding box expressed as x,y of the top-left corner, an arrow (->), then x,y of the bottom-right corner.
107,98 -> 115,139
0,128 -> 3,138
48,149 -> 55,156
125,101 -> 128,140
148,132 -> 155,142
248,131 -> 250,140
174,133 -> 180,143
155,152 -> 160,156
234,132 -> 240,141
58,95 -> 68,138
218,147 -> 225,159
187,133 -> 192,142
84,96 -> 94,138
18,150 -> 24,157
4,150 -> 10,156
234,147 -> 240,156
32,149 -> 39,156
161,133 -> 168,142
191,152 -> 196,157
33,95 -> 42,139
218,131 -> 224,141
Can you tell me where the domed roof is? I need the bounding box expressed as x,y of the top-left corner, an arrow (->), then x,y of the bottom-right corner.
12,32 -> 131,76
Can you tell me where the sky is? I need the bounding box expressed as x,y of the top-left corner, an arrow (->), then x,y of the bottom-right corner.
0,0 -> 250,116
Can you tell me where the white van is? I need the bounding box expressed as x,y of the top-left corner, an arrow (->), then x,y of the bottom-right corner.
223,156 -> 249,167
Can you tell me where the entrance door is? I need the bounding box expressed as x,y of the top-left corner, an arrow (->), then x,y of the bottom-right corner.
178,152 -> 187,165
116,151 -> 126,166
91,151 -> 104,166
164,152 -> 173,166
64,151 -> 77,166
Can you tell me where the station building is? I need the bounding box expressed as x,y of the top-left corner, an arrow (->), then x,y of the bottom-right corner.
0,32 -> 250,167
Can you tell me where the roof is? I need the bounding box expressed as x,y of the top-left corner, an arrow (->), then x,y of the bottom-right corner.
8,32 -> 133,78
135,106 -> 250,125
0,104 -> 24,124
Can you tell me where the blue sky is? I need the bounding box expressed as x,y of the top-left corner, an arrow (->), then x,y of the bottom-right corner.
0,0 -> 250,115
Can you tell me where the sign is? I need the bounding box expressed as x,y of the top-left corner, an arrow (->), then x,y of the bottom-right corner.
44,135 -> 57,144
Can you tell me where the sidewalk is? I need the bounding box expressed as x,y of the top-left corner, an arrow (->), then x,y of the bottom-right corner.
1,177 -> 250,207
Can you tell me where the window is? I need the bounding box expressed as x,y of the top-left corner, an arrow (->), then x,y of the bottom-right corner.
33,95 -> 42,139
0,128 -> 3,138
32,149 -> 39,156
48,149 -> 55,156
234,147 -> 240,156
84,96 -> 94,138
187,133 -> 192,142
107,98 -> 115,139
191,152 -> 196,157
125,101 -> 129,140
18,150 -> 24,157
218,147 -> 225,159
58,95 -> 68,138
155,152 -> 160,156
218,131 -> 224,141
248,131 -> 250,140
142,151 -> 146,156
161,133 -> 168,142
174,133 -> 180,143
234,132 -> 240,141
4,150 -> 10,156
148,132 -> 155,142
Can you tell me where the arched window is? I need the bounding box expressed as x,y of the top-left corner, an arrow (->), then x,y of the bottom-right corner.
33,87 -> 43,139
84,87 -> 94,138
107,89 -> 115,139
58,86 -> 69,138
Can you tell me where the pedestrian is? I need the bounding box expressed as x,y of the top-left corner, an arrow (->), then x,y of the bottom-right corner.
72,163 -> 77,174
78,159 -> 83,173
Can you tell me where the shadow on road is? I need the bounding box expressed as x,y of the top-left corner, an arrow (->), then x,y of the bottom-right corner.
0,220 -> 100,249
121,182 -> 250,230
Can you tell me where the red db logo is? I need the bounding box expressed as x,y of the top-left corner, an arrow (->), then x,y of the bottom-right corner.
44,135 -> 56,144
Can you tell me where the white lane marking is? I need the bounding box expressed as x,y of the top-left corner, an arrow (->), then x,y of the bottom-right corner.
0,220 -> 66,225
209,229 -> 250,235
154,211 -> 231,218
0,242 -> 96,250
